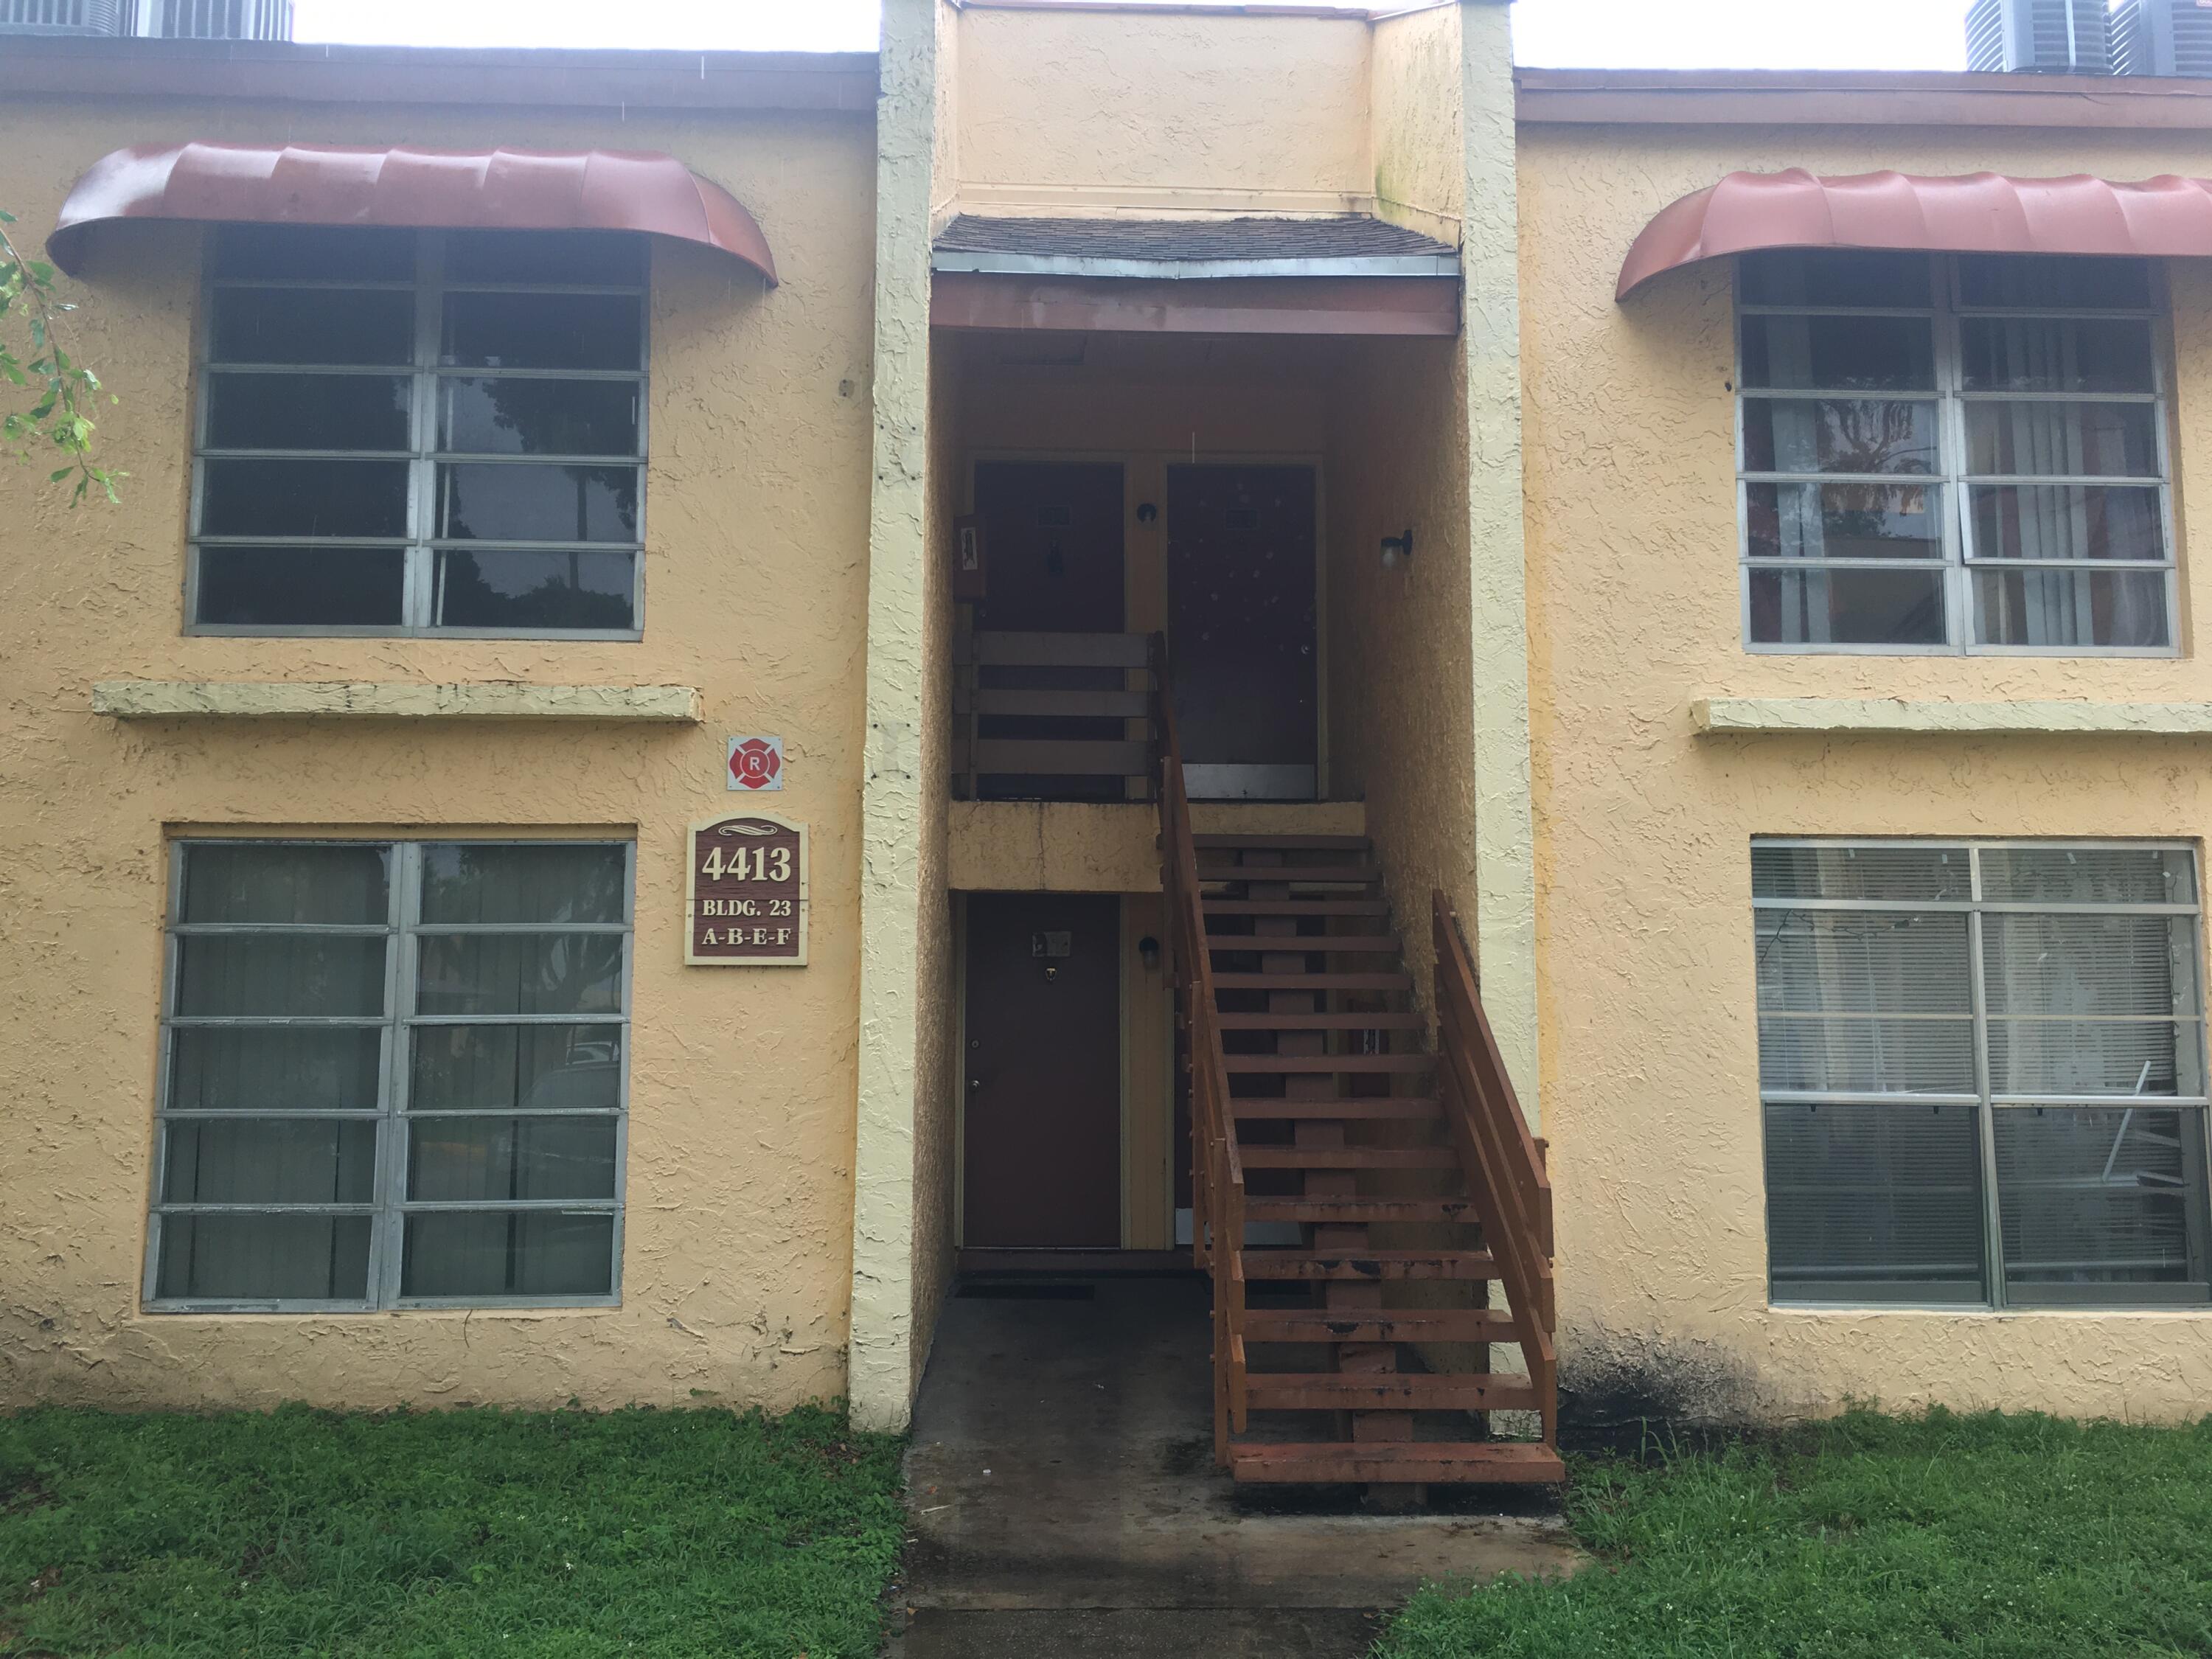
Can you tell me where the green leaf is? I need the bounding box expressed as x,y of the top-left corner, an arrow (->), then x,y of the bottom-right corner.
49,465 -> 74,482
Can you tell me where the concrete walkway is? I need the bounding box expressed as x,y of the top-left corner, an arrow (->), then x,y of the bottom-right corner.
886,1274 -> 1582,1658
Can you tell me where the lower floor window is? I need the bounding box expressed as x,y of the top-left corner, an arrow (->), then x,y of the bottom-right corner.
1753,839 -> 2212,1308
149,838 -> 631,1310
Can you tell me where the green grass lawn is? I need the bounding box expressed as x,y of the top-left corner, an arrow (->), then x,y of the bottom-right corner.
1381,1408 -> 2212,1659
0,1402 -> 903,1658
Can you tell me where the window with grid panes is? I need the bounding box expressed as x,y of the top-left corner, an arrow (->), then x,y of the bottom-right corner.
1753,841 -> 2212,1308
149,841 -> 630,1310
1739,251 -> 2174,653
191,226 -> 645,635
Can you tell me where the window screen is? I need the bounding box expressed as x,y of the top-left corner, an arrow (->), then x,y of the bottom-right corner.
150,840 -> 631,1310
1739,251 -> 2174,654
192,226 -> 646,636
1753,841 -> 2211,1307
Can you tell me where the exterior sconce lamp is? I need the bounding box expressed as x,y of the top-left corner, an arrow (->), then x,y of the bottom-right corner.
1380,528 -> 1414,569
1138,936 -> 1161,971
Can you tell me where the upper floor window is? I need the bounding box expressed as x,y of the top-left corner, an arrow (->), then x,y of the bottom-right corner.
191,226 -> 646,637
1738,251 -> 2174,655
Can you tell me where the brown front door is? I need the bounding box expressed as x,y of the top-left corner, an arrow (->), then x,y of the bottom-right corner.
1166,463 -> 1318,799
962,893 -> 1121,1248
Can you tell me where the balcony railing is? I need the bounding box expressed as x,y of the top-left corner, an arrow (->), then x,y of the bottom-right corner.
950,630 -> 1162,801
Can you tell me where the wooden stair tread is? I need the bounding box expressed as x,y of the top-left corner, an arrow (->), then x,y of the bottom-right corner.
1237,1145 -> 1456,1168
1243,1196 -> 1477,1223
1242,1308 -> 1517,1343
1193,834 -> 1371,850
1244,1373 -> 1541,1411
1228,1096 -> 1441,1120
1197,865 -> 1380,884
1203,899 -> 1388,917
1240,1249 -> 1497,1280
1222,1054 -> 1432,1075
1211,972 -> 1412,991
1208,935 -> 1402,954
1215,1011 -> 1425,1031
1228,1441 -> 1566,1485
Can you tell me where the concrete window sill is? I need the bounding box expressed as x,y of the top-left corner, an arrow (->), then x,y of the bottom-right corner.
1691,698 -> 2212,737
92,681 -> 703,723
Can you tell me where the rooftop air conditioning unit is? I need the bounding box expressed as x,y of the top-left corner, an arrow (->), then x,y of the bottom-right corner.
1965,0 -> 2114,74
0,0 -> 292,34
2113,0 -> 2212,77
0,0 -> 128,32
136,0 -> 292,38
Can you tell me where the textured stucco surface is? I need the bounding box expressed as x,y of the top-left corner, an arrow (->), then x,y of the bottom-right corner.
1458,0 -> 1540,1111
907,329 -> 964,1397
0,98 -> 878,1411
1368,2 -> 1464,247
92,681 -> 703,722
1693,698 -> 2212,736
849,0 -> 946,1433
1325,339 -> 1476,1015
1520,120 -> 2212,1421
952,5 -> 1374,218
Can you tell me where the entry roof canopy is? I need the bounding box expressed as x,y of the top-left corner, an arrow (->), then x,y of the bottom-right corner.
49,141 -> 778,285
1618,168 -> 2212,299
933,214 -> 1459,280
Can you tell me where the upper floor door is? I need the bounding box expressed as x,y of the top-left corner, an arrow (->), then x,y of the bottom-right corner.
1167,464 -> 1318,800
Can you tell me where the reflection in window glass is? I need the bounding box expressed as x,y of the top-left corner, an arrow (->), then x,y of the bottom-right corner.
193,226 -> 646,635
1752,840 -> 2211,1308
151,840 -> 631,1309
1739,251 -> 2171,652
435,549 -> 636,631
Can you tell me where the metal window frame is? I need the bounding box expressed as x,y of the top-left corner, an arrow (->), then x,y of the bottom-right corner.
187,228 -> 649,641
1753,836 -> 2212,1312
145,836 -> 634,1314
1735,254 -> 2180,657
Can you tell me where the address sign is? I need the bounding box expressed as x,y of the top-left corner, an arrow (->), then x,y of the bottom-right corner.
686,813 -> 808,967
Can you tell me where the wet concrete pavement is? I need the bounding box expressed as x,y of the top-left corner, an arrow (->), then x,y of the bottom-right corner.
885,1274 -> 1582,1657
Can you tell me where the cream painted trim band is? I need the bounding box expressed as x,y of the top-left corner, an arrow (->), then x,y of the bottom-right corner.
92,681 -> 703,723
1692,697 -> 2212,737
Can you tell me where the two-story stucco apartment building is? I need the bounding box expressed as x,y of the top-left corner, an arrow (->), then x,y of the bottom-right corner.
8,0 -> 2212,1489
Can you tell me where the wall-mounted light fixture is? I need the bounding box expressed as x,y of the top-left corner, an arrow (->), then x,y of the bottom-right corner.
1380,527 -> 1415,570
1138,935 -> 1161,971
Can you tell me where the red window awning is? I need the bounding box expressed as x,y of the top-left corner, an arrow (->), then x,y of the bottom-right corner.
48,141 -> 777,286
1618,168 -> 2212,300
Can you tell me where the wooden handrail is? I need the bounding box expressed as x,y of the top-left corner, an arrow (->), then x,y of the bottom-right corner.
1158,661 -> 1248,1461
1432,891 -> 1558,1449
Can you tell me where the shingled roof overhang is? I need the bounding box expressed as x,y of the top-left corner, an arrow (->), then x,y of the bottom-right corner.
931,214 -> 1461,280
929,215 -> 1461,336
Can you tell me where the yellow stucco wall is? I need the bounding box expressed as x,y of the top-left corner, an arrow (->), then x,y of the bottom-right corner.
1369,1 -> 1464,246
1324,336 -> 1478,1015
1520,121 -> 2212,1421
0,98 -> 879,1410
950,1 -> 1375,217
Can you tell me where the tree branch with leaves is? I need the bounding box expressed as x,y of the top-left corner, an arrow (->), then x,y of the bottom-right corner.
1,209 -> 121,504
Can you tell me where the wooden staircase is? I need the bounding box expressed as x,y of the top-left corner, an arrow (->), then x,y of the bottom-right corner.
1158,710 -> 1563,1495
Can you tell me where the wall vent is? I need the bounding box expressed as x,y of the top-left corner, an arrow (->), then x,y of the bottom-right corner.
1966,0 -> 2114,74
2114,0 -> 2212,77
